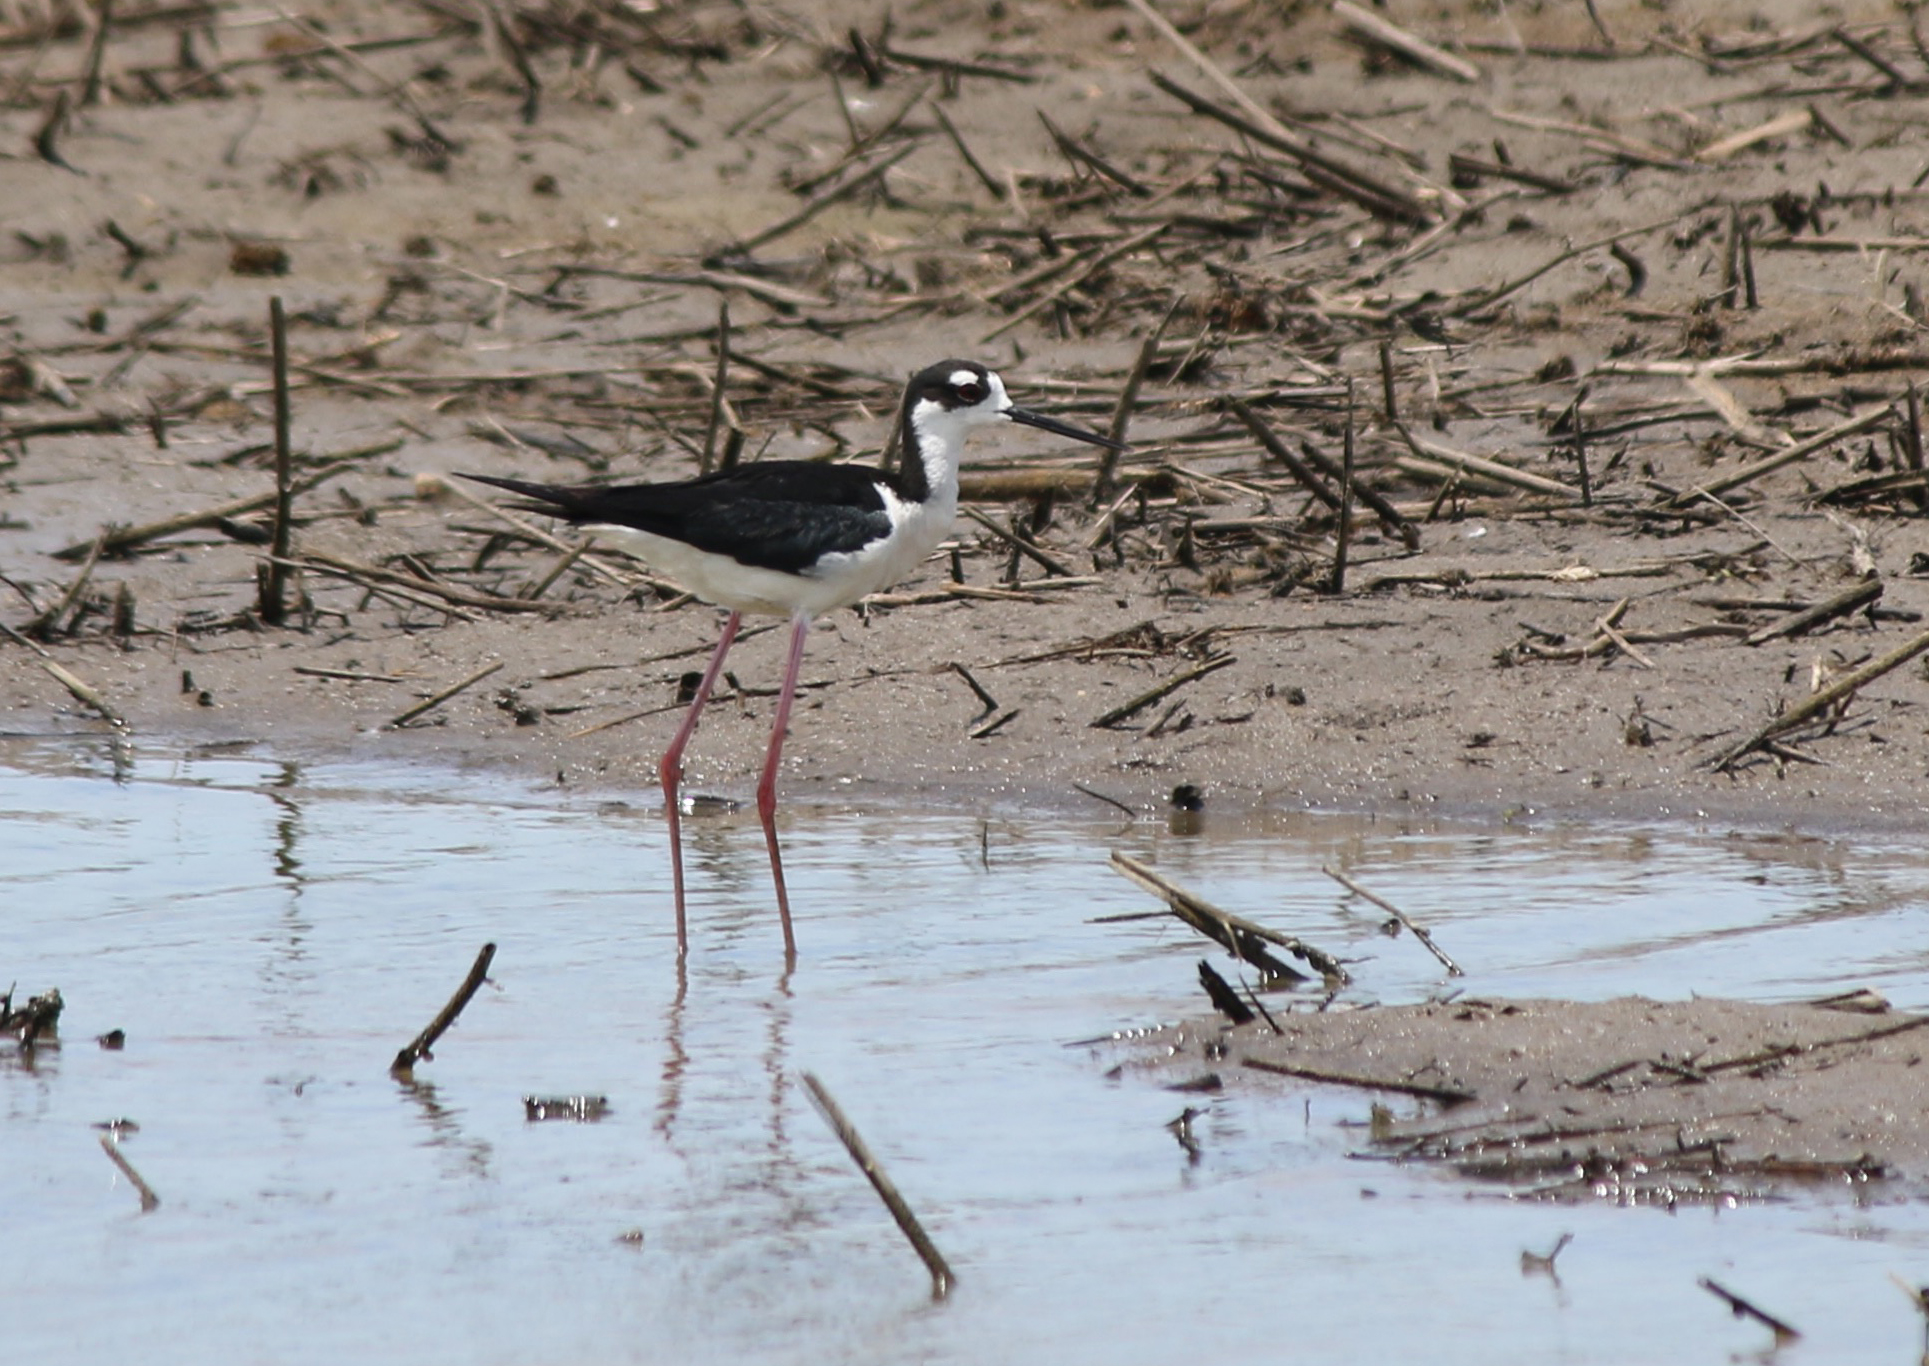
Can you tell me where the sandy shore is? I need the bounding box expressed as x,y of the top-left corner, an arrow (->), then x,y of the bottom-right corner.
4,0 -> 1929,835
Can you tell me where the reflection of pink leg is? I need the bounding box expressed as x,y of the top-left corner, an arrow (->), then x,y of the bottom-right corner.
659,610 -> 741,957
757,612 -> 810,959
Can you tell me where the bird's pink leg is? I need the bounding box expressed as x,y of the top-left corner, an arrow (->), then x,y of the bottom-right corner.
757,612 -> 810,958
659,610 -> 741,957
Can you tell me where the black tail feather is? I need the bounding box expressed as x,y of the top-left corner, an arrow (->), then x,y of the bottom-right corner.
455,472 -> 590,520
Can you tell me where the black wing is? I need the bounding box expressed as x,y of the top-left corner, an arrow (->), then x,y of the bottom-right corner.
460,465 -> 898,574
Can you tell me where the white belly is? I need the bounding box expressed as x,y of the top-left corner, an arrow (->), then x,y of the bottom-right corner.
585,489 -> 956,617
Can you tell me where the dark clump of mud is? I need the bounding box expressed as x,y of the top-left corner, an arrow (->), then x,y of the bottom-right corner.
1127,992 -> 1929,1203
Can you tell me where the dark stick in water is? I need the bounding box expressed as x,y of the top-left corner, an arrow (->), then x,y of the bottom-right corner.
801,1071 -> 955,1298
99,1134 -> 161,1212
392,942 -> 497,1074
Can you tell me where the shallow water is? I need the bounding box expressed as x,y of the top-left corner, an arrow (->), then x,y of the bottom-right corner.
6,736 -> 1929,1365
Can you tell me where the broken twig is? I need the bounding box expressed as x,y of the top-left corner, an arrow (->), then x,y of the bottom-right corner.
391,942 -> 496,1073
801,1071 -> 955,1298
1109,851 -> 1347,983
98,1134 -> 161,1212
1089,654 -> 1234,729
1699,1277 -> 1801,1343
1323,865 -> 1462,975
1242,1057 -> 1475,1105
44,661 -> 127,729
1334,0 -> 1481,83
1708,624 -> 1929,770
258,296 -> 295,625
384,662 -> 506,729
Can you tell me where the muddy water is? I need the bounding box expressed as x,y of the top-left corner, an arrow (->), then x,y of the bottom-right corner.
5,737 -> 1929,1364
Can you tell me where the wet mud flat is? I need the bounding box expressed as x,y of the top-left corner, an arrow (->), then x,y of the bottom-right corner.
1,0 -> 1929,828
1125,993 -> 1929,1204
1109,843 -> 1929,1206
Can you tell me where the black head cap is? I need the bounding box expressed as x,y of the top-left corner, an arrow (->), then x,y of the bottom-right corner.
907,359 -> 997,412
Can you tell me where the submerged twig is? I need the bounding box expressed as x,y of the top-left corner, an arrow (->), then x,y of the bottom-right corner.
800,1071 -> 955,1298
948,661 -> 999,721
929,99 -> 1002,199
98,1134 -> 161,1212
700,296 -> 730,476
77,0 -> 116,107
1323,866 -> 1462,975
391,942 -> 497,1073
1198,959 -> 1254,1023
24,531 -> 105,640
1699,1277 -> 1801,1343
962,505 -> 1073,577
1229,397 -> 1340,509
1109,851 -> 1346,983
34,91 -> 79,173
1329,381 -> 1355,594
1093,301 -> 1177,504
1667,404 -> 1895,508
726,143 -> 918,257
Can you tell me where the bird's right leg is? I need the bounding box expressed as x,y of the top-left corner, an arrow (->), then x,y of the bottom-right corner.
659,610 -> 741,956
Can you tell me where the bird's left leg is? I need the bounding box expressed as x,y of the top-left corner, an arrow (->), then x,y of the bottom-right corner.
757,610 -> 810,958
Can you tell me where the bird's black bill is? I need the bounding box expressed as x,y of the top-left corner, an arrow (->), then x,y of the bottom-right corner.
1005,405 -> 1128,451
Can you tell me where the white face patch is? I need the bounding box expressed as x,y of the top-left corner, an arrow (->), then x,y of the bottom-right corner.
910,395 -> 948,434
947,368 -> 979,390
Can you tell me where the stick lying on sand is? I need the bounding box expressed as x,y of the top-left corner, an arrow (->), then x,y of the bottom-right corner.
1707,624 -> 1929,770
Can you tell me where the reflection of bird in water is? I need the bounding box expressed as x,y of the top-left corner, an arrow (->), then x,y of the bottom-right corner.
465,360 -> 1124,958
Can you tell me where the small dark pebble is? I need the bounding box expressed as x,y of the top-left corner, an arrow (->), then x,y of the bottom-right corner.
98,1029 -> 125,1049
215,516 -> 273,545
229,240 -> 290,276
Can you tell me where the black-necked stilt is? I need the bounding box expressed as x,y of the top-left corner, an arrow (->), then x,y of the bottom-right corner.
463,359 -> 1123,957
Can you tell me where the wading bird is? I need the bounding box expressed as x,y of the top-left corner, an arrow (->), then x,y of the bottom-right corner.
464,360 -> 1123,957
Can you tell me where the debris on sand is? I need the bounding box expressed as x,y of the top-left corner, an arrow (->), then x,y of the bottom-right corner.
1124,994 -> 1929,1203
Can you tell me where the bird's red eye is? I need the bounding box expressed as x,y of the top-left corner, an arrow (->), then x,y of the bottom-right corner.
956,382 -> 985,404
